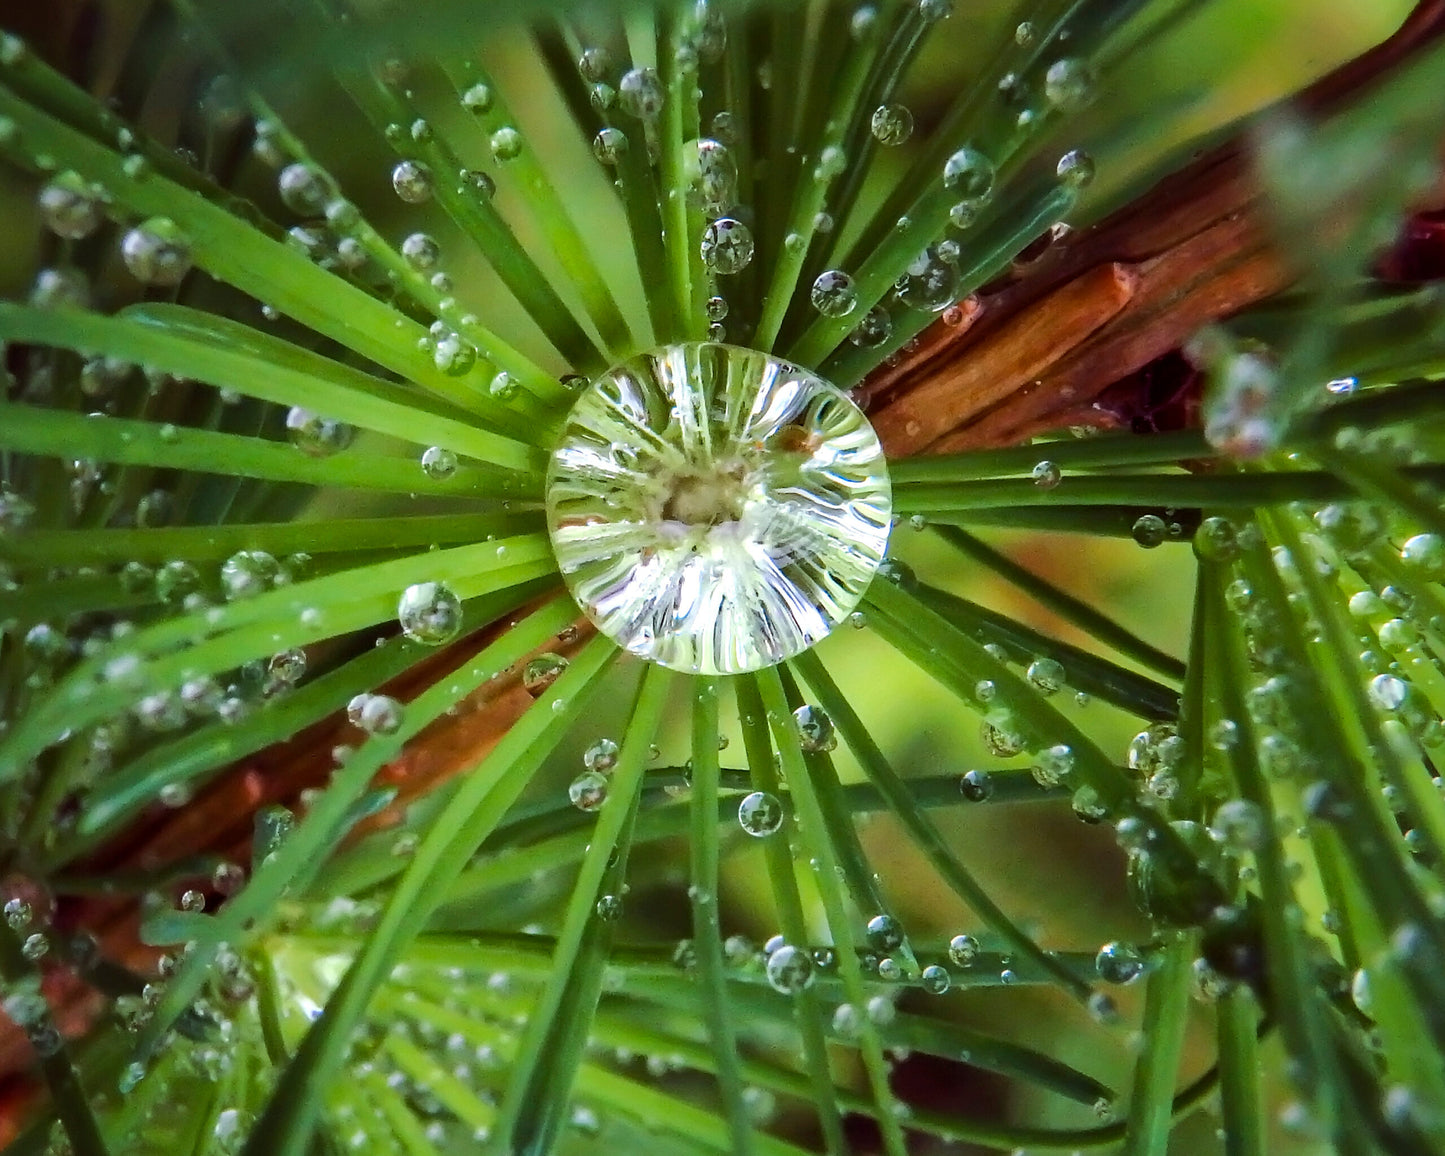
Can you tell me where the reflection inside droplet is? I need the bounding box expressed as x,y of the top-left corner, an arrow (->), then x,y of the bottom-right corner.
545,343 -> 891,674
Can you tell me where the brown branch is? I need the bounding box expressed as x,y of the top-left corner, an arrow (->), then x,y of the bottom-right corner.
867,0 -> 1445,456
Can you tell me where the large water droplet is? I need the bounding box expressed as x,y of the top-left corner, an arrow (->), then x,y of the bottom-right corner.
545,343 -> 891,674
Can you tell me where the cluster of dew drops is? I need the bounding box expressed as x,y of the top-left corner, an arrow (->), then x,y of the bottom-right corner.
571,0 -> 1100,347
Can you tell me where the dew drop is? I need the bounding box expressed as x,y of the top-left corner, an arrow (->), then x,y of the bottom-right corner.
155,559 -> 201,603
1026,657 -> 1065,695
848,304 -> 892,347
391,160 -> 434,203
38,171 -> 104,239
1369,673 -> 1409,711
584,738 -> 619,773
277,162 -> 329,215
489,371 -> 519,401
870,104 -> 914,147
866,913 -> 903,952
397,581 -> 463,645
576,47 -> 612,84
764,943 -> 815,993
545,343 -> 890,674
285,407 -> 353,457
832,1002 -> 862,1036
794,704 -> 837,752
1056,148 -> 1095,188
810,269 -> 857,317
942,146 -> 995,201
432,330 -> 477,376
981,721 -> 1025,757
592,127 -> 629,165
737,790 -> 784,837
220,549 -> 279,601
569,770 -> 609,811
121,217 -> 192,286
1211,798 -> 1266,850
1030,460 -> 1061,489
522,653 -> 569,696
421,446 -> 457,479
1095,941 -> 1145,984
895,246 -> 958,312
1401,533 -> 1445,581
347,692 -> 404,735
489,127 -> 522,161
1131,513 -> 1168,548
686,138 -> 737,212
1044,59 -> 1095,110
1193,515 -> 1239,561
401,232 -> 441,270
948,933 -> 979,966
618,67 -> 664,119
920,963 -> 950,994
700,218 -> 754,274
866,992 -> 896,1021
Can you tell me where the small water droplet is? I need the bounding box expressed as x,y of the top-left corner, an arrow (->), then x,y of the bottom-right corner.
421,446 -> 458,479
948,933 -> 979,966
569,770 -> 609,811
810,269 -> 858,317
121,217 -> 192,285
397,581 -> 463,645
1095,941 -> 1144,984
391,160 -> 434,203
700,218 -> 754,273
38,171 -> 103,239
618,67 -> 664,119
870,104 -> 914,147
737,790 -> 784,836
764,943 -> 815,993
